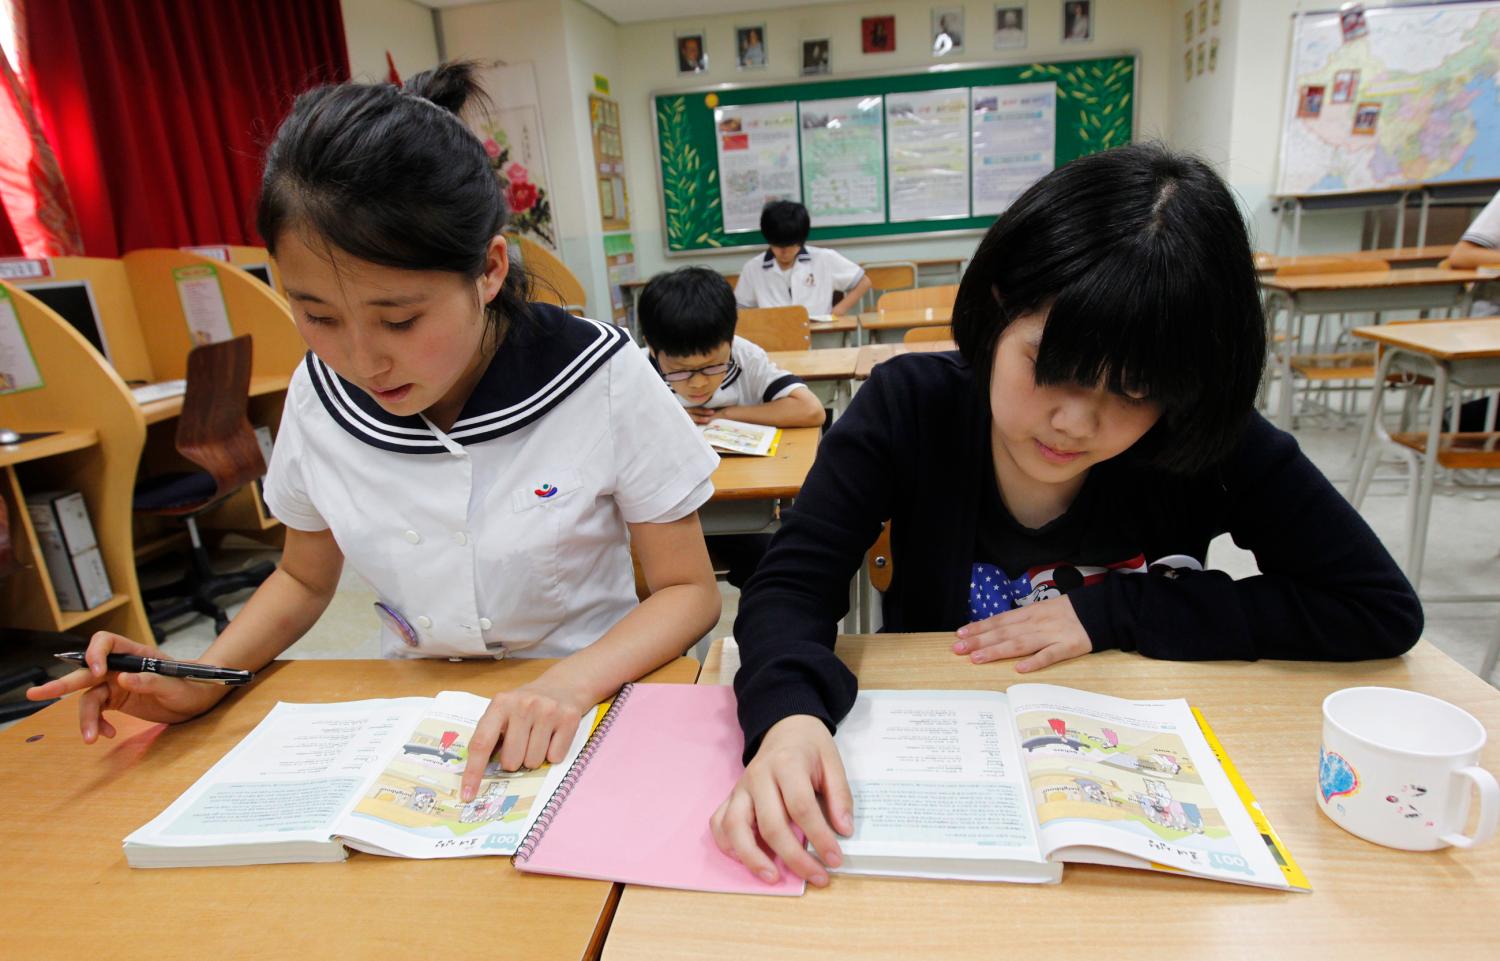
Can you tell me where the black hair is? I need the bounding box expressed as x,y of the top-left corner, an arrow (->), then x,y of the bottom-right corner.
760,200 -> 811,247
637,266 -> 738,356
951,142 -> 1265,474
257,61 -> 531,334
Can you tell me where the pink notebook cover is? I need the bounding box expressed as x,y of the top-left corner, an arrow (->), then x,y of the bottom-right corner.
513,683 -> 805,896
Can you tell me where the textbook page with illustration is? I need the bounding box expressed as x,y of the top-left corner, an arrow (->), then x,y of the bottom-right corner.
702,418 -> 781,456
832,686 -> 1309,890
123,692 -> 596,868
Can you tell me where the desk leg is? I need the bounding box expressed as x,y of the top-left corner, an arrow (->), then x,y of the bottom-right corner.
1274,297 -> 1300,431
1349,348 -> 1398,506
1407,360 -> 1451,589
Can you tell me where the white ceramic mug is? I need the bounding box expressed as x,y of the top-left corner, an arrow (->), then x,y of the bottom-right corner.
1318,686 -> 1498,851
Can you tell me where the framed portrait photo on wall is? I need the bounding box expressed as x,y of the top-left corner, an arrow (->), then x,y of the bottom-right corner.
736,24 -> 766,70
676,31 -> 707,74
1062,0 -> 1093,42
862,15 -> 896,53
801,37 -> 831,75
994,4 -> 1027,49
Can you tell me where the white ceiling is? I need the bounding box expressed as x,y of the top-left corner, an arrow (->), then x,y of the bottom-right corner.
415,0 -> 848,24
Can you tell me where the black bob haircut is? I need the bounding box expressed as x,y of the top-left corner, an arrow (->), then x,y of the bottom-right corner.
760,200 -> 811,247
257,61 -> 532,333
952,142 -> 1266,475
638,266 -> 738,357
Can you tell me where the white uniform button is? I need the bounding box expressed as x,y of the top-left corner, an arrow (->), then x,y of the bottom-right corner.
416,615 -> 433,629
453,531 -> 468,546
404,530 -> 421,544
479,617 -> 493,631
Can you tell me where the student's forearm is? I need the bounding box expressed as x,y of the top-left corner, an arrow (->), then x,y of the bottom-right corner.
721,393 -> 825,427
533,581 -> 720,707
1449,241 -> 1500,269
831,277 -> 872,315
196,567 -> 339,672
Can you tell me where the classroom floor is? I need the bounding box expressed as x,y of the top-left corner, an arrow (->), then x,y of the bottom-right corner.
150,421 -> 1500,688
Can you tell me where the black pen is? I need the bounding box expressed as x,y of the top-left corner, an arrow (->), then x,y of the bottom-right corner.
54,652 -> 254,685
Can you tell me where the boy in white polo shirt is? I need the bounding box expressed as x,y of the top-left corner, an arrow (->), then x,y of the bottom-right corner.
641,266 -> 825,585
734,200 -> 872,317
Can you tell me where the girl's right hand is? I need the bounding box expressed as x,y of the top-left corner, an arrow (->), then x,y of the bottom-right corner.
709,713 -> 855,887
25,632 -> 230,743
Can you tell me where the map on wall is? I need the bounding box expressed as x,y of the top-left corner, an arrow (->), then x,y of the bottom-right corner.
1276,1 -> 1500,196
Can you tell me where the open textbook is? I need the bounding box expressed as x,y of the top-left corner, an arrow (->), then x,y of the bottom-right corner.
702,418 -> 781,456
832,686 -> 1310,890
123,692 -> 597,868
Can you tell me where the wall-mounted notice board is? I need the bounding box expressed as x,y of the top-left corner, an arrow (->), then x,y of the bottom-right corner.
652,53 -> 1136,254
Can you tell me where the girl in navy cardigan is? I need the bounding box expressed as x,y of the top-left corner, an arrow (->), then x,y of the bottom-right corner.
712,143 -> 1422,887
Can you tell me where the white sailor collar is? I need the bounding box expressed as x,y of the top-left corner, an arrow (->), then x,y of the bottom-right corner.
761,246 -> 811,268
306,304 -> 630,454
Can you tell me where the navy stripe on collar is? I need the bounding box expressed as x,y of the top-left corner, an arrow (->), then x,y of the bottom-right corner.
308,305 -> 629,454
761,245 -> 812,268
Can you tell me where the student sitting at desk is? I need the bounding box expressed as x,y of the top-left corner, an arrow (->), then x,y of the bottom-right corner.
734,200 -> 872,318
711,143 -> 1423,887
28,62 -> 722,804
639,266 -> 824,586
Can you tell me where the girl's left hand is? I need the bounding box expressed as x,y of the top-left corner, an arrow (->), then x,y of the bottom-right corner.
461,681 -> 589,801
952,596 -> 1092,672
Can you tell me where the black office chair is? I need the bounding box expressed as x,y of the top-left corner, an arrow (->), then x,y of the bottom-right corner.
132,336 -> 274,640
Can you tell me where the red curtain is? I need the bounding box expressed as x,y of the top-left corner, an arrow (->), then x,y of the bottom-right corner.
23,0 -> 350,257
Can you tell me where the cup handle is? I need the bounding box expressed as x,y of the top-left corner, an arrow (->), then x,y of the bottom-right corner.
1439,766 -> 1499,849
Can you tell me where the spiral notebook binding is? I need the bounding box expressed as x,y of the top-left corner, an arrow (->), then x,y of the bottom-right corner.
514,681 -> 636,863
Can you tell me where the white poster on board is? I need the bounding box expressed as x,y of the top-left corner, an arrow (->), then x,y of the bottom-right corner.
0,289 -> 44,395
799,96 -> 886,227
886,88 -> 970,222
715,102 -> 801,233
173,265 -> 234,345
971,82 -> 1057,216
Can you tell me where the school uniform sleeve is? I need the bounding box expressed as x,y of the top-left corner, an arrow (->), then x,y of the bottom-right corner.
607,342 -> 720,524
1068,414 -> 1423,662
260,370 -> 330,533
734,254 -> 762,308
733,337 -> 805,403
1461,194 -> 1500,248
823,248 -> 865,291
732,363 -> 904,761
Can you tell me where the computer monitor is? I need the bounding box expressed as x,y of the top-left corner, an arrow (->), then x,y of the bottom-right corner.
242,263 -> 273,287
22,280 -> 111,364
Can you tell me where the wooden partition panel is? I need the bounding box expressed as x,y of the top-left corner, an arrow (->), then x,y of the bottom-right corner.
0,282 -> 150,641
14,257 -> 155,384
122,249 -> 304,381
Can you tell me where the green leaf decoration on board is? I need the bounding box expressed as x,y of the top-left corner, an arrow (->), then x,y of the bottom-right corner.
658,96 -> 724,251
1055,58 -> 1133,152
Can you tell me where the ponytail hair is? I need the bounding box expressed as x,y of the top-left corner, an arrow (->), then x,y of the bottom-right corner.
257,61 -> 532,332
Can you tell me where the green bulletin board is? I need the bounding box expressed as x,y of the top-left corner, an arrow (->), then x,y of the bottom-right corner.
654,54 -> 1136,253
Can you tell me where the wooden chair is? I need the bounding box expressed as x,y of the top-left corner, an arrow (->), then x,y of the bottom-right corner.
1275,259 -> 1392,423
737,306 -> 811,351
877,284 -> 960,312
132,336 -> 275,639
723,272 -> 739,290
903,325 -> 953,344
512,234 -> 587,314
860,261 -> 918,311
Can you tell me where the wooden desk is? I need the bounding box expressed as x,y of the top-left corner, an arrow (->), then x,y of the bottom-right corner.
0,655 -> 700,961
810,315 -> 861,348
854,340 -> 956,380
1348,317 -> 1500,598
855,307 -> 953,344
139,374 -> 292,426
0,428 -> 99,467
603,635 -> 1500,961
1259,267 -> 1484,429
767,348 -> 861,419
702,427 -> 820,535
1255,246 -> 1455,273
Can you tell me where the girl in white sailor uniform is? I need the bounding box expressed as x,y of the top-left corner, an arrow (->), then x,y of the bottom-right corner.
32,63 -> 723,802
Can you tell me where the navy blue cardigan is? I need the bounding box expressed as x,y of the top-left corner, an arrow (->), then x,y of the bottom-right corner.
731,351 -> 1422,759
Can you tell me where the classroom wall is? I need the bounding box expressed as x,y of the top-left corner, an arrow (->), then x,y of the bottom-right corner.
1167,0 -> 1237,174
614,0 -> 1180,278
439,0 -> 619,315
341,0 -> 441,81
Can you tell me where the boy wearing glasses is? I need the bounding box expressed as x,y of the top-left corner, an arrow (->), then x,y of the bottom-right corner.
639,266 -> 825,429
639,266 -> 825,586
